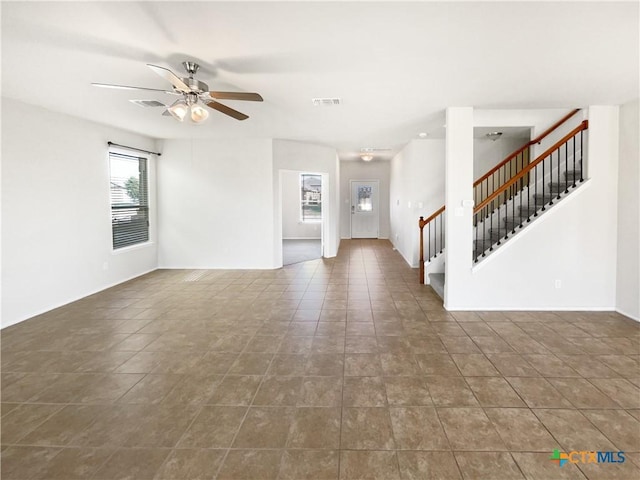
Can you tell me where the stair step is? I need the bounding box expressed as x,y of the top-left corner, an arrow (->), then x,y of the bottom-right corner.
518,205 -> 538,216
503,217 -> 525,229
564,170 -> 582,181
548,182 -> 573,193
473,238 -> 494,247
489,228 -> 510,239
533,193 -> 555,204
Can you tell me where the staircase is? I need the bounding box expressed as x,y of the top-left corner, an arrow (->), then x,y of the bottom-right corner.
418,110 -> 589,296
473,159 -> 584,260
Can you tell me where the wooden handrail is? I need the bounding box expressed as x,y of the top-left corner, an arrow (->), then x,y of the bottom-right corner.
419,205 -> 445,228
474,120 -> 588,214
473,108 -> 580,187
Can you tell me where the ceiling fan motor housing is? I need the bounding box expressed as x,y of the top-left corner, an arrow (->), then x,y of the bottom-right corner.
178,77 -> 208,94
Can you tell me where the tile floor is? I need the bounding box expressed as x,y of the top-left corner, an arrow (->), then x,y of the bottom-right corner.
1,239 -> 639,479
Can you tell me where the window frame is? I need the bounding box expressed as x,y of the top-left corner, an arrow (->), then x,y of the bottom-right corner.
299,173 -> 323,223
108,150 -> 151,251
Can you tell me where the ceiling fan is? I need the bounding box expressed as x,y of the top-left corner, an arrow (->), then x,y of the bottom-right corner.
92,61 -> 263,122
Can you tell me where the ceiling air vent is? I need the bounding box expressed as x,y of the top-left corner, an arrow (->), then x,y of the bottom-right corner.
129,99 -> 166,108
312,98 -> 341,106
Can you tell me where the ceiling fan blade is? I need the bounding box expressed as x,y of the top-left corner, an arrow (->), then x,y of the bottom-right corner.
208,91 -> 263,102
205,100 -> 249,121
147,64 -> 190,92
92,83 -> 174,94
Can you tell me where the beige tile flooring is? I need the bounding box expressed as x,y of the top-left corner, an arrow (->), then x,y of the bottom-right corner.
1,239 -> 639,479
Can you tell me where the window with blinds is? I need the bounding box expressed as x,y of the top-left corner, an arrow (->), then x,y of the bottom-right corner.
109,152 -> 149,249
300,173 -> 322,222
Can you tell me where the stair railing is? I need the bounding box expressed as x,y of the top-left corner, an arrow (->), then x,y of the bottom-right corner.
473,120 -> 588,262
418,109 -> 582,284
473,108 -> 581,211
419,206 -> 445,284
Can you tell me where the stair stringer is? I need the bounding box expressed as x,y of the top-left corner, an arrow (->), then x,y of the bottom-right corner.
471,178 -> 591,272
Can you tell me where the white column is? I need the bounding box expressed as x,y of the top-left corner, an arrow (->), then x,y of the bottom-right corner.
444,107 -> 474,308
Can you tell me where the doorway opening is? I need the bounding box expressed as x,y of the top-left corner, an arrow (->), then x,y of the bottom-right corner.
282,171 -> 323,265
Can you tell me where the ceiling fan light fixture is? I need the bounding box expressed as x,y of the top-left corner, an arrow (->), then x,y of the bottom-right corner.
167,100 -> 188,122
190,103 -> 209,123
486,131 -> 503,141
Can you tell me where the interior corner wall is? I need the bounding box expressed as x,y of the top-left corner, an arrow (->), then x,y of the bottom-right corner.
446,106 -> 620,310
340,160 -> 391,240
616,99 -> 640,320
282,170 -> 321,239
390,139 -> 445,267
157,138 -> 275,269
474,136 -> 529,180
1,98 -> 158,328
272,139 -> 340,266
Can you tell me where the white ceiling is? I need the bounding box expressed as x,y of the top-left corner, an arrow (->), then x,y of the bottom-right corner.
2,1 -> 638,161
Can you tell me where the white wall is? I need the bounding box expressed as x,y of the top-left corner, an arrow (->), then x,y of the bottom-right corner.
445,106 -> 620,310
1,98 -> 158,328
157,138 -> 274,269
616,99 -> 640,320
282,170 -> 321,239
340,160 -> 391,239
474,136 -> 529,180
475,109 -> 585,171
390,140 -> 446,267
273,140 -> 340,267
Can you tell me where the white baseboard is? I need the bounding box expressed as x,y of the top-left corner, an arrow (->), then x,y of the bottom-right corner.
443,304 -> 618,312
282,237 -> 322,240
615,307 -> 640,322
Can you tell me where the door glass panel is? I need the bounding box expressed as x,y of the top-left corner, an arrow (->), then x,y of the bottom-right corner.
357,185 -> 373,212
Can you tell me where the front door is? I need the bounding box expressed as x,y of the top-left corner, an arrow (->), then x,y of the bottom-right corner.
350,180 -> 379,238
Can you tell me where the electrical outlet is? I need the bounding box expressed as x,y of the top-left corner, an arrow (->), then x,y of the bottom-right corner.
555,279 -> 562,289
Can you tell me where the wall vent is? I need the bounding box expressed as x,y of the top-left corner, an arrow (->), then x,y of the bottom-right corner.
129,99 -> 166,108
312,98 -> 341,106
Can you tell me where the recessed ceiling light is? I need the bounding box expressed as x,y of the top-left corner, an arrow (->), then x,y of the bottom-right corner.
418,132 -> 428,138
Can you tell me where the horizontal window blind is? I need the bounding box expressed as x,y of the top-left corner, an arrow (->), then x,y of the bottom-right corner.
109,152 -> 149,249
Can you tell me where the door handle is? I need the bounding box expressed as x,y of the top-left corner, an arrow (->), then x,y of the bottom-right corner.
351,206 -> 355,214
